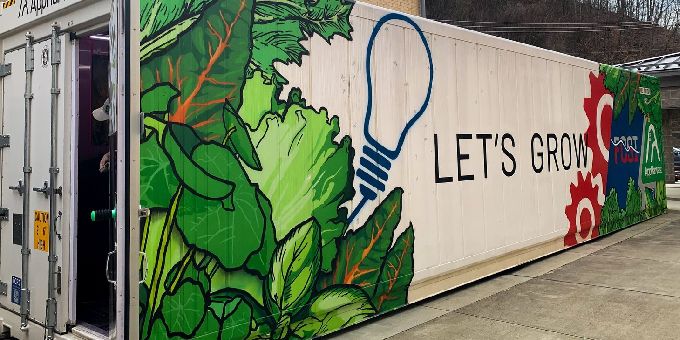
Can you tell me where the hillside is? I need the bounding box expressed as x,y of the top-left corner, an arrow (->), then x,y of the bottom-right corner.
425,0 -> 680,64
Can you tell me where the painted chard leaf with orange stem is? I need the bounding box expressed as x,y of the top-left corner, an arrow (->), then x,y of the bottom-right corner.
141,0 -> 252,141
316,188 -> 415,314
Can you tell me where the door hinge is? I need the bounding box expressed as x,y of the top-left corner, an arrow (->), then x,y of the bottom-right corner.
0,63 -> 11,78
0,135 -> 10,148
0,208 -> 9,221
0,281 -> 7,296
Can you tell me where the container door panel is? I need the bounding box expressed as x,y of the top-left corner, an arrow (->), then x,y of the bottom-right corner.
0,48 -> 27,317
0,36 -> 68,333
27,38 -> 67,332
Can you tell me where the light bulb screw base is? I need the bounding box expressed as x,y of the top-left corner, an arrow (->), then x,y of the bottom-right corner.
349,146 -> 393,223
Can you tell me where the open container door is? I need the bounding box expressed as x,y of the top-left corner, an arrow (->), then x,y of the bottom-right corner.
110,0 -> 141,338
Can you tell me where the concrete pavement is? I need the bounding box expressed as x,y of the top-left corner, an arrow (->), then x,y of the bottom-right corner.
329,185 -> 680,340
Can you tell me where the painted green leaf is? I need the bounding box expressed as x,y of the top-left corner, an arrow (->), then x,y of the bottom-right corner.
140,0 -> 253,141
656,180 -> 667,208
210,289 -> 266,323
224,101 -> 262,170
303,0 -> 353,41
210,288 -> 273,339
247,321 -> 273,340
372,225 -> 415,313
625,177 -> 642,223
267,219 -> 321,316
211,269 -> 265,307
251,20 -> 306,77
325,188 -> 403,289
244,192 -> 277,277
140,0 -> 217,61
141,16 -> 201,63
601,65 -> 620,92
141,83 -> 181,115
203,291 -> 254,339
193,308 -> 221,339
600,64 -> 640,124
250,0 -> 353,82
164,253 -> 211,295
217,298 -> 253,339
175,154 -> 268,269
254,0 -> 352,42
148,319 -> 172,339
599,188 -> 622,235
140,283 -> 150,323
140,129 -> 180,209
162,123 -> 235,201
238,71 -> 282,128
290,286 -> 376,338
160,281 -> 207,338
645,187 -> 657,219
247,96 -> 353,273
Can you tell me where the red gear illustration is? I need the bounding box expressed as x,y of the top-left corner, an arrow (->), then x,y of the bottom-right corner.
564,171 -> 601,247
583,72 -> 613,189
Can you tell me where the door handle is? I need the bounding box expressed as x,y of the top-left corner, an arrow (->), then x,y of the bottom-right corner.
105,249 -> 116,286
139,251 -> 148,284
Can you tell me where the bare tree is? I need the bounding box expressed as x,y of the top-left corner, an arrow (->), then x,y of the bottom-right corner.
426,0 -> 680,64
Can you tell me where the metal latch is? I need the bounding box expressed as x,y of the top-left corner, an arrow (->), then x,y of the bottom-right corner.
0,63 -> 11,77
0,135 -> 9,148
32,181 -> 62,197
0,208 -> 9,221
139,206 -> 150,218
9,180 -> 24,195
33,181 -> 48,197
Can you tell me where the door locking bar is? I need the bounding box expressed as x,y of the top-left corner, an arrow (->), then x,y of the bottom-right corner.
20,31 -> 34,331
32,181 -> 48,197
9,180 -> 24,195
45,24 -> 61,340
32,181 -> 62,197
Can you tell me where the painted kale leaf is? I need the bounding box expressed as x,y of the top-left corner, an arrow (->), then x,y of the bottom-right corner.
250,0 -> 353,84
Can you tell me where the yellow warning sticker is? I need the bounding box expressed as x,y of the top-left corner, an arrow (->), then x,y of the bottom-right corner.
34,211 -> 49,252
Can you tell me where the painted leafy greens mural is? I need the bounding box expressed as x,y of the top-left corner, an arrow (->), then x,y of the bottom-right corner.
138,0 -> 416,339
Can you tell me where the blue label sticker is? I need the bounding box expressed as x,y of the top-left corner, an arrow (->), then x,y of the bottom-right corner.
11,276 -> 20,305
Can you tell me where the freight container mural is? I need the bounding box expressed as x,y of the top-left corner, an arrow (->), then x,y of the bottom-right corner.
138,1 -> 666,339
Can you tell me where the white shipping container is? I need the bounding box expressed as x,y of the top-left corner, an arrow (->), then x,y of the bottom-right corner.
0,1 -> 666,339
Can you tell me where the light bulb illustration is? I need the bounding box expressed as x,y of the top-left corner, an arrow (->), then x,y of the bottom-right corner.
348,13 -> 434,223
